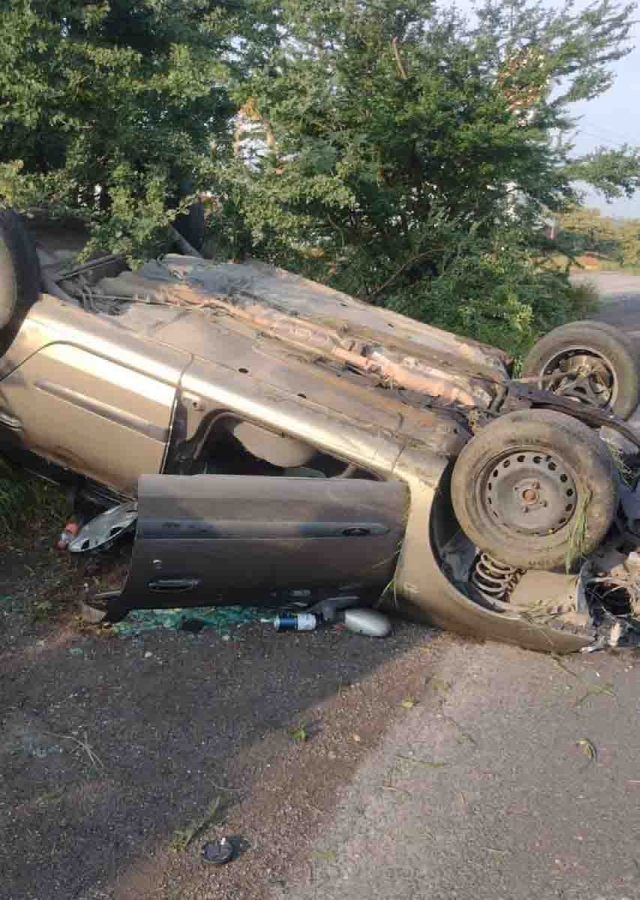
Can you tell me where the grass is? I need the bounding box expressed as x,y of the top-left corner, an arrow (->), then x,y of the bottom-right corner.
290,722 -> 309,744
565,487 -> 592,573
0,459 -> 66,537
603,437 -> 637,486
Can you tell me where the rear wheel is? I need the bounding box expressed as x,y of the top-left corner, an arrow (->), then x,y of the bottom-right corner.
521,321 -> 640,419
451,410 -> 618,570
0,208 -> 41,353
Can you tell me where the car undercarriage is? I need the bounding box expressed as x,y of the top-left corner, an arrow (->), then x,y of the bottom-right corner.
2,209 -> 640,652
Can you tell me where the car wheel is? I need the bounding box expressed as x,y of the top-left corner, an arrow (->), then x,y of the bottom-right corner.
521,321 -> 640,419
0,208 -> 41,351
451,410 -> 618,571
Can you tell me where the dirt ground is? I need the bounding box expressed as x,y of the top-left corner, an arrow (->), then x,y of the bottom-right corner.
0,526 -> 443,900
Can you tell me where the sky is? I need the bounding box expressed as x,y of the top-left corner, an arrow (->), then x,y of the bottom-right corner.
450,0 -> 640,217
570,18 -> 640,217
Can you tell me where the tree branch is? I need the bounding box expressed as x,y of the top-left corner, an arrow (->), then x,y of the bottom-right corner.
367,251 -> 433,302
392,38 -> 408,80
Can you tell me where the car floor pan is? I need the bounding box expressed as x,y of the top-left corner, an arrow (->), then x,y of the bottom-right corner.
116,474 -> 409,612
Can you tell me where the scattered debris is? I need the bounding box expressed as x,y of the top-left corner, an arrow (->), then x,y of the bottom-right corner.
274,607 -> 392,637
428,677 -> 452,694
400,698 -> 417,709
68,502 -> 137,553
576,738 -> 598,762
382,785 -> 411,796
396,754 -> 449,769
573,683 -> 616,707
44,730 -> 104,771
274,612 -> 319,632
312,850 -> 337,861
112,605 -> 263,636
441,713 -> 477,746
170,797 -> 222,852
56,518 -> 82,552
551,654 -> 579,678
339,608 -> 392,637
201,837 -> 235,866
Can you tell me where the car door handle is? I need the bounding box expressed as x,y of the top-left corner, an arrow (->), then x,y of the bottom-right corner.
147,577 -> 201,592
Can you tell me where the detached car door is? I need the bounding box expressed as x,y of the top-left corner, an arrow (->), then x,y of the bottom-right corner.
117,474 -> 409,611
0,296 -> 189,494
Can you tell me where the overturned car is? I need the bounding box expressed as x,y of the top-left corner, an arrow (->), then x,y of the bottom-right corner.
2,208 -> 640,652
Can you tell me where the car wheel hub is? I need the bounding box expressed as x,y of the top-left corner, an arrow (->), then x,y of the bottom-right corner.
543,351 -> 616,409
484,452 -> 577,535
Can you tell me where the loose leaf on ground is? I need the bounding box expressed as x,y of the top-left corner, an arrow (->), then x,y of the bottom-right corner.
576,738 -> 598,762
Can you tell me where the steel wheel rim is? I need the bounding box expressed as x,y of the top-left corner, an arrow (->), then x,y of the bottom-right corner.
481,450 -> 578,536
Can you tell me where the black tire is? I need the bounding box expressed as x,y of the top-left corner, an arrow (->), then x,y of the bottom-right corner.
173,200 -> 206,252
0,208 -> 41,352
522,320 -> 640,419
451,410 -> 618,570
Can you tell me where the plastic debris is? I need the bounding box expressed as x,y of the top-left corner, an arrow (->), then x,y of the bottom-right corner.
201,837 -> 235,866
340,608 -> 392,637
111,605 -> 263,636
56,519 -> 81,551
274,612 -> 319,632
68,502 -> 137,553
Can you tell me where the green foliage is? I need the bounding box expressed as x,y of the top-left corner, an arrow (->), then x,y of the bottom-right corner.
0,0 -> 635,350
212,0 -> 635,350
620,219 -> 640,268
0,0 -> 265,259
383,220 -> 598,357
557,205 -> 620,258
0,459 -> 65,535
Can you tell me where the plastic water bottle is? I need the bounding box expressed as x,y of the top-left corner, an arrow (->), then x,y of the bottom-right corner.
273,612 -> 319,632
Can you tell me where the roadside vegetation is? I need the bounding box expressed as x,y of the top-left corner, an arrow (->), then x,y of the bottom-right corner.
556,205 -> 640,273
0,459 -> 65,537
1,1 -> 639,356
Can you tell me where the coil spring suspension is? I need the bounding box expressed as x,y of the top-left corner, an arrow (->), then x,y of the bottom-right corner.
471,553 -> 524,604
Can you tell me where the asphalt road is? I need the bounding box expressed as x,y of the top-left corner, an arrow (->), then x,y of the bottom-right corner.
277,640 -> 640,900
276,273 -> 640,900
575,270 -> 640,335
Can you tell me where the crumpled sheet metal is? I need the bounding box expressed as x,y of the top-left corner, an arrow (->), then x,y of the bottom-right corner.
96,258 -> 505,410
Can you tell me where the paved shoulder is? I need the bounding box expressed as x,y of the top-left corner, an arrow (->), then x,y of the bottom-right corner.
276,640 -> 640,900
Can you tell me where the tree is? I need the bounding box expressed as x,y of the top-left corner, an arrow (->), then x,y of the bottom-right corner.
557,205 -> 620,258
0,0 -> 267,260
211,0 -> 639,353
620,219 -> 640,268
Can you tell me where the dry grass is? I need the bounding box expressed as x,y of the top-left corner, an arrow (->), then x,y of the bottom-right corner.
169,796 -> 223,852
565,487 -> 592,573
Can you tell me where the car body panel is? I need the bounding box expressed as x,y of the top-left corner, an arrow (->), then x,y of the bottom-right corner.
119,474 -> 408,609
0,295 -> 189,493
0,253 -> 615,651
97,255 -> 510,408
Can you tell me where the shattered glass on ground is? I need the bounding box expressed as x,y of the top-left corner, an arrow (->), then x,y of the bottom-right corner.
111,605 -> 266,636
